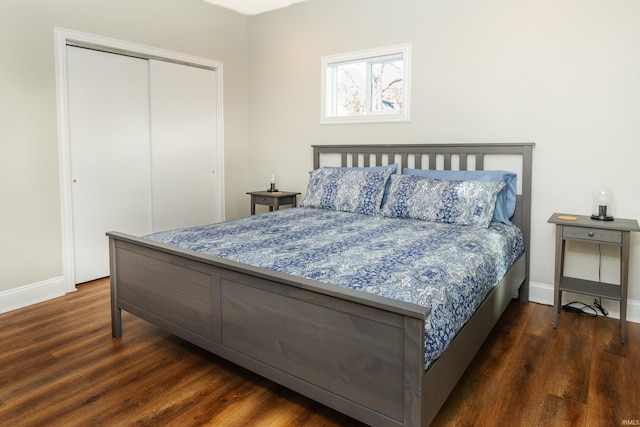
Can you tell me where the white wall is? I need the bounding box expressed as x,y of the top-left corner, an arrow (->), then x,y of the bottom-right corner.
0,0 -> 249,303
3,0 -> 640,319
247,0 -> 640,317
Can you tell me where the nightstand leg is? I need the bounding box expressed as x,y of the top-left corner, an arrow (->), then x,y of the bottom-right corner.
620,232 -> 630,344
553,225 -> 565,328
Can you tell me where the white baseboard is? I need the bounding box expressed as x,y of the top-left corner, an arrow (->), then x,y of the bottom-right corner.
2,277 -> 637,325
0,277 -> 72,314
529,281 -> 640,324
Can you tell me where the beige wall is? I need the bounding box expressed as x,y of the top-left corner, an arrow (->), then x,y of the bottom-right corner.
3,0 -> 640,317
247,0 -> 640,312
0,0 -> 249,293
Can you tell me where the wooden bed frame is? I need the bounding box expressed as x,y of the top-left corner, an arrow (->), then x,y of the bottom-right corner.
108,143 -> 533,427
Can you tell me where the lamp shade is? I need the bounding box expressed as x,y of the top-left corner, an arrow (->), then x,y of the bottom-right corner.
591,186 -> 614,221
267,171 -> 278,192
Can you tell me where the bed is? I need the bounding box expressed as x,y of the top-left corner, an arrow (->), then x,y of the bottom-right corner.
108,143 -> 533,427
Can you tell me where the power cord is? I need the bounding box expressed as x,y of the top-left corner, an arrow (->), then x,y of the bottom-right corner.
593,245 -> 609,317
598,244 -> 602,282
593,298 -> 608,316
561,244 -> 610,317
562,299 -> 608,317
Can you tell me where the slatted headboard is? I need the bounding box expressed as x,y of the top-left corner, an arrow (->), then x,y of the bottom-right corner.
312,143 -> 534,300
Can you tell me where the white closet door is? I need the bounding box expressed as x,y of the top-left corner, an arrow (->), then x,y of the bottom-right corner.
67,47 -> 152,284
149,60 -> 219,232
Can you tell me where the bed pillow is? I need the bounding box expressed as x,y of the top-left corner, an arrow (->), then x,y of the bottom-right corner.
326,164 -> 398,205
402,169 -> 516,225
380,174 -> 505,227
300,167 -> 393,215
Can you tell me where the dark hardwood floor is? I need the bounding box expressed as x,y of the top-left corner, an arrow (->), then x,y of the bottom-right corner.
0,278 -> 638,426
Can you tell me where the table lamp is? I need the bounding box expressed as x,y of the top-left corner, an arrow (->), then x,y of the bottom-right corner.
267,172 -> 278,192
591,186 -> 614,221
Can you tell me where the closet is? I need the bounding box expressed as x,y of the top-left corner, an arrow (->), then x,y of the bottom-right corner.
66,45 -> 220,284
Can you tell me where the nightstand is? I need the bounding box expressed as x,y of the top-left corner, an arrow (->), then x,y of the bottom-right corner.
247,191 -> 301,215
548,213 -> 640,343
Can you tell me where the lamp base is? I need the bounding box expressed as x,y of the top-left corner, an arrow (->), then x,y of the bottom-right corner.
591,214 -> 614,221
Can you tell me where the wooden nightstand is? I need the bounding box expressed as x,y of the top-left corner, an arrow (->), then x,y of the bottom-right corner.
247,191 -> 301,215
548,213 -> 640,343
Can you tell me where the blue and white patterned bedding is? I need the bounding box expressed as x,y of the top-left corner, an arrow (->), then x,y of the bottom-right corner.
146,207 -> 524,370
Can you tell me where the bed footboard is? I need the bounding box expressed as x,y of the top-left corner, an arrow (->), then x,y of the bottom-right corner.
109,232 -> 429,427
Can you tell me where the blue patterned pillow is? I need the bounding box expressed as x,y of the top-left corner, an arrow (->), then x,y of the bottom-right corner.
403,168 -> 516,225
380,175 -> 505,227
300,167 -> 393,215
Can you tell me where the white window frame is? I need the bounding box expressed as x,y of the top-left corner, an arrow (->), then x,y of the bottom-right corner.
321,43 -> 411,124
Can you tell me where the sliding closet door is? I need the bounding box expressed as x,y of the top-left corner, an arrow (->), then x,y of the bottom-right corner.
148,60 -> 219,232
67,47 -> 152,284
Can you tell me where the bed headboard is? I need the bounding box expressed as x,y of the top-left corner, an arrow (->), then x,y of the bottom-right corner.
312,143 -> 534,299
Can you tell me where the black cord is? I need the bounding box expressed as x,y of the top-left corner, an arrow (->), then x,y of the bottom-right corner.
598,244 -> 602,282
562,300 -> 608,317
562,302 -> 598,317
594,245 -> 609,316
562,246 -> 610,318
593,299 -> 608,316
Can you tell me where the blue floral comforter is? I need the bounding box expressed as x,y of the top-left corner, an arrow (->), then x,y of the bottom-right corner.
146,207 -> 524,370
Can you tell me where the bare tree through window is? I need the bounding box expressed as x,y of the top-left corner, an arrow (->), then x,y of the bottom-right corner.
322,44 -> 411,124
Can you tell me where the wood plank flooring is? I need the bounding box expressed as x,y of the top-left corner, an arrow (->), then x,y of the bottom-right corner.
0,278 -> 638,426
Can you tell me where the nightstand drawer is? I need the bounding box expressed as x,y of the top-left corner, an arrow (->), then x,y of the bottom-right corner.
253,196 -> 274,205
562,226 -> 622,244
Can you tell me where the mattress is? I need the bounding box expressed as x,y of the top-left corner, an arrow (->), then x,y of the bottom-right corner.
146,207 -> 524,369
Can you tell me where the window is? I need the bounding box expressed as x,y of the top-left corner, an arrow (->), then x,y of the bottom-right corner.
321,43 -> 411,124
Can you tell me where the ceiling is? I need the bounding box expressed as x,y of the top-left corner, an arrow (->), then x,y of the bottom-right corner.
202,0 -> 309,15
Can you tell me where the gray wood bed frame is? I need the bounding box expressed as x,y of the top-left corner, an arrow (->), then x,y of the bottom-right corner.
108,143 -> 533,427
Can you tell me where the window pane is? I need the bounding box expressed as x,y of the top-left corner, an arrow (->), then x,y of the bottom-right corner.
321,43 -> 410,124
332,62 -> 366,116
370,59 -> 403,113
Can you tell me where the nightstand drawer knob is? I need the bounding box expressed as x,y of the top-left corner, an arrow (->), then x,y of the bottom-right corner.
588,231 -> 595,237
